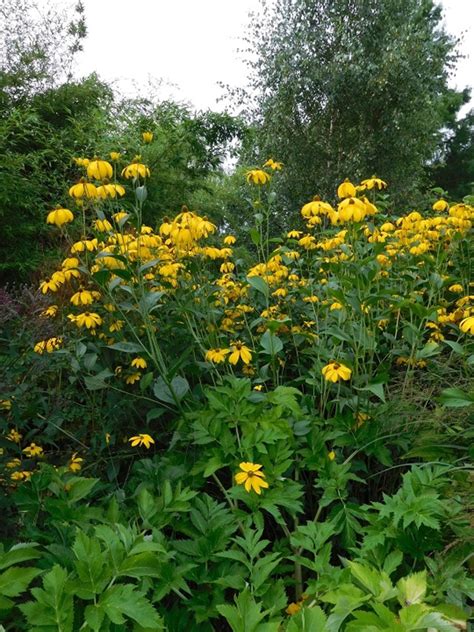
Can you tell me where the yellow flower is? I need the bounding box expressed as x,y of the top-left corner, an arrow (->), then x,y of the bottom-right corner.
322,362 -> 352,383
87,159 -> 113,180
223,235 -> 237,245
337,179 -> 356,199
121,162 -> 150,179
73,157 -> 89,168
287,230 -> 302,238
432,199 -> 449,212
69,180 -> 98,199
360,176 -> 387,190
131,357 -> 147,369
246,169 -> 270,185
40,305 -> 58,318
228,341 -> 252,365
93,219 -> 113,232
235,462 -> 269,494
286,602 -> 301,616
337,197 -> 367,222
23,443 -> 44,458
73,312 -> 103,329
448,284 -> 463,293
68,453 -> 84,473
70,289 -> 95,306
142,131 -> 154,143
205,348 -> 230,364
128,433 -> 155,449
11,471 -> 32,482
459,316 -> 474,334
330,302 -> 343,311
355,412 -> 370,429
1,399 -> 12,410
46,207 -> 74,227
34,337 -> 62,354
110,152 -> 121,161
125,373 -> 141,385
328,450 -> 336,461
6,458 -> 21,469
96,183 -> 126,198
7,429 -> 22,443
263,158 -> 283,170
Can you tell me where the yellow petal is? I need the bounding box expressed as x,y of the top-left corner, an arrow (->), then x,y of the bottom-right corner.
235,472 -> 248,485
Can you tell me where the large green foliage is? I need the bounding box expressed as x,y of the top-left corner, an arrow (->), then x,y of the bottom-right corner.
0,76 -> 112,281
240,0 -> 464,215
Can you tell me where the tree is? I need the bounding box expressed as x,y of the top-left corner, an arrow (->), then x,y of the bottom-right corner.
240,0 -> 464,217
0,0 -> 86,105
431,108 -> 474,199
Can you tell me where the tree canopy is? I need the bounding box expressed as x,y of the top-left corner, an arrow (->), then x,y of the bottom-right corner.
241,0 -> 466,214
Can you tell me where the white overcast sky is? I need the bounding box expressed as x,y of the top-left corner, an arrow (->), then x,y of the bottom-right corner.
45,0 -> 474,112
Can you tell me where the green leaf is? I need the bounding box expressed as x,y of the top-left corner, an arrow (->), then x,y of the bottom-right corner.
153,375 -> 189,404
107,342 -> 144,353
0,567 -> 42,598
83,369 -> 114,390
0,543 -> 41,570
216,588 -> 280,632
286,607 -> 327,631
98,584 -> 162,628
65,477 -> 99,503
247,275 -> 269,298
355,382 -> 385,403
203,456 -> 223,477
260,330 -> 283,355
20,565 -> 74,632
397,571 -> 427,606
438,387 -> 474,408
249,228 -> 261,246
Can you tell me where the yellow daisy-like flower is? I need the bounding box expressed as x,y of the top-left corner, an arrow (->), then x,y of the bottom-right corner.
87,159 -> 113,180
328,450 -> 336,461
11,471 -> 32,482
33,337 -> 62,354
40,305 -> 58,318
96,183 -> 126,199
223,235 -> 237,245
432,199 -> 449,212
1,399 -> 12,410
7,429 -> 22,443
125,373 -> 141,385
448,284 -> 463,293
205,348 -> 230,364
68,453 -> 84,473
70,289 -> 95,306
128,433 -> 155,449
337,179 -> 356,199
69,180 -> 98,199
131,357 -> 147,369
121,162 -> 150,179
73,312 -> 103,329
228,341 -> 252,365
110,152 -> 121,161
235,462 -> 269,494
322,362 -> 352,383
459,316 -> 474,334
263,158 -> 283,171
360,176 -> 387,190
23,443 -> 44,458
142,131 -> 153,143
46,207 -> 74,227
246,169 -> 270,185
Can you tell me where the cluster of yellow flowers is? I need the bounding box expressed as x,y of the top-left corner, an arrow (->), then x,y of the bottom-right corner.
0,425 -> 84,484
